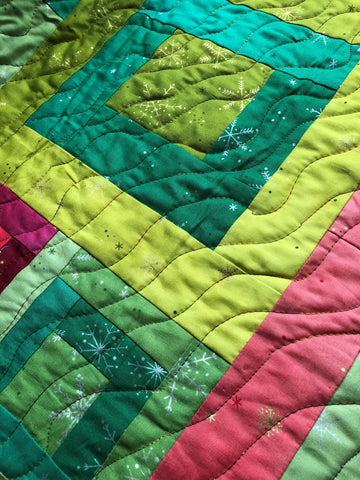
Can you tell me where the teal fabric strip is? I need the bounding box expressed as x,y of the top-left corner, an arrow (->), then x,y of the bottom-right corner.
47,0 -> 81,18
140,0 -> 360,89
0,405 -> 70,480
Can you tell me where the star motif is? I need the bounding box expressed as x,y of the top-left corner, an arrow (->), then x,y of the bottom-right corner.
229,203 -> 237,211
231,395 -> 242,408
208,413 -> 216,423
115,242 -> 123,250
48,248 -> 56,255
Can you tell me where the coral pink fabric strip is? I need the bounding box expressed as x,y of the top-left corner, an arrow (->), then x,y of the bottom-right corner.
151,189 -> 360,480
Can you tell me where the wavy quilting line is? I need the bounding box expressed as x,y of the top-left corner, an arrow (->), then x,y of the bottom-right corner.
141,0 -> 360,79
96,337 -> 359,478
233,0 -> 360,44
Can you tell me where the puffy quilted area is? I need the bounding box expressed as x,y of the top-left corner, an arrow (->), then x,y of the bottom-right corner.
1,1 -> 360,479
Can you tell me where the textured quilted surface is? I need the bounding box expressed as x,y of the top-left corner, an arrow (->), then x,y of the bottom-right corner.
1,1 -> 360,479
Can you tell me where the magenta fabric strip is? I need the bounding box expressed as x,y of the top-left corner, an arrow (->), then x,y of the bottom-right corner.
0,183 -> 57,254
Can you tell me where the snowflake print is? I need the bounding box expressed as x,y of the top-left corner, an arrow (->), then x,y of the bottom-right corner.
276,7 -> 303,21
312,34 -> 328,46
218,119 -> 254,158
257,406 -> 283,437
128,357 -> 167,387
337,134 -> 357,152
119,286 -> 130,299
217,262 -> 240,286
85,178 -> 113,197
156,40 -> 185,68
313,411 -> 341,449
231,395 -> 242,408
80,457 -> 102,474
78,323 -> 127,374
164,352 -> 217,412
30,177 -> 52,197
200,42 -> 233,69
141,256 -> 161,275
219,76 -> 260,112
49,374 -> 99,444
261,167 -> 272,182
229,203 -> 237,211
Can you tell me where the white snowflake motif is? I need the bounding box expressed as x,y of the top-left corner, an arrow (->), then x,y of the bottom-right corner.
261,167 -> 272,182
313,411 -> 341,449
337,134 -> 357,152
75,253 -> 92,262
91,0 -> 121,31
85,178 -> 113,197
306,107 -> 323,119
128,357 -> 167,387
126,446 -> 164,480
140,256 -> 161,276
329,58 -> 338,69
80,457 -> 102,474
78,323 -> 127,374
156,40 -> 185,68
102,422 -> 117,446
164,352 -> 216,413
219,76 -> 260,112
289,79 -> 297,86
52,329 -> 65,342
229,203 -> 237,211
200,41 -> 233,69
134,89 -> 185,129
250,183 -> 263,191
276,7 -> 302,21
49,374 -> 98,444
218,119 -> 254,159
312,34 -> 328,46
119,286 -> 130,299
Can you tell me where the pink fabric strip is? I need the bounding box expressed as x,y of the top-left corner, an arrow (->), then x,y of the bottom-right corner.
0,183 -> 57,254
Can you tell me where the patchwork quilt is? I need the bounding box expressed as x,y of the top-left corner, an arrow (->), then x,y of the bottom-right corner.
1,0 -> 360,478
